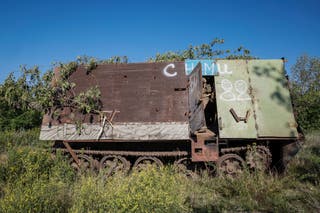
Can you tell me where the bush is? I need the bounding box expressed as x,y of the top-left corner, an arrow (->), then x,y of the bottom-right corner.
0,177 -> 71,213
0,130 -> 319,212
186,172 -> 320,212
0,128 -> 49,152
291,55 -> 320,131
287,132 -> 320,185
0,144 -> 74,213
70,166 -> 190,213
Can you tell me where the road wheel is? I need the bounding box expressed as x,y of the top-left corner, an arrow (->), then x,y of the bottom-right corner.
70,154 -> 95,173
133,156 -> 163,172
217,153 -> 246,177
174,157 -> 198,179
100,155 -> 131,177
246,146 -> 271,172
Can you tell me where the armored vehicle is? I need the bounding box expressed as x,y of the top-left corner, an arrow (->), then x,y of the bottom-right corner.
40,59 -> 303,176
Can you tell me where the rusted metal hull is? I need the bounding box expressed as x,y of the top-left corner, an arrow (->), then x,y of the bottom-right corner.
41,62 -> 203,142
41,60 -> 302,172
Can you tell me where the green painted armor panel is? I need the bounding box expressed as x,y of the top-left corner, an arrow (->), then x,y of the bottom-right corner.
215,59 -> 298,139
215,60 -> 257,139
248,60 -> 298,138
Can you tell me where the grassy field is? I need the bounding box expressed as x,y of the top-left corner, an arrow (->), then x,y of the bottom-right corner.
0,130 -> 319,212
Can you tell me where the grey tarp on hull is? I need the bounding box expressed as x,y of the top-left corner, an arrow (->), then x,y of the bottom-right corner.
40,122 -> 190,141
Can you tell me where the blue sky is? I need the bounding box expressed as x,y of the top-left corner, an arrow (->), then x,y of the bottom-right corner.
0,0 -> 319,82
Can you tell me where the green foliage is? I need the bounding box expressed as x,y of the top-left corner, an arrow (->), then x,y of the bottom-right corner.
0,54 -> 130,131
0,66 -> 41,111
0,148 -> 73,213
0,66 -> 43,130
0,130 -> 319,212
37,55 -> 128,125
287,132 -> 320,184
148,38 -> 256,62
188,172 -> 320,212
0,177 -> 71,213
100,55 -> 128,64
291,54 -> 320,131
71,167 -> 189,213
0,128 -> 44,152
226,45 -> 254,59
76,55 -> 128,65
39,61 -> 102,113
74,86 -> 101,114
0,132 -> 75,212
0,107 -> 41,131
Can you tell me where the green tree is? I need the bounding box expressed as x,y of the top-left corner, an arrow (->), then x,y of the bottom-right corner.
0,66 -> 43,130
148,38 -> 256,62
0,55 -> 128,131
291,54 -> 320,131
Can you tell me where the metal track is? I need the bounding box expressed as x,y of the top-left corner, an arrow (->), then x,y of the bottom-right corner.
221,146 -> 248,154
54,148 -> 188,157
221,145 -> 270,154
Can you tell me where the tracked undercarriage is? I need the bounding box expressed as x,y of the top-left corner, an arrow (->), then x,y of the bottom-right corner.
53,140 -> 275,177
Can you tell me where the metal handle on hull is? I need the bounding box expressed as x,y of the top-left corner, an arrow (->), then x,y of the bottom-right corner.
229,108 -> 251,123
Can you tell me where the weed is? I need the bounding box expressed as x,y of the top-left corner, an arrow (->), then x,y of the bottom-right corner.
0,130 -> 319,212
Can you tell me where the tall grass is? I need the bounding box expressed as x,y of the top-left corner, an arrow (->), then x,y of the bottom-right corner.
287,132 -> 320,185
71,167 -> 190,213
0,128 -> 50,152
0,129 -> 319,212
